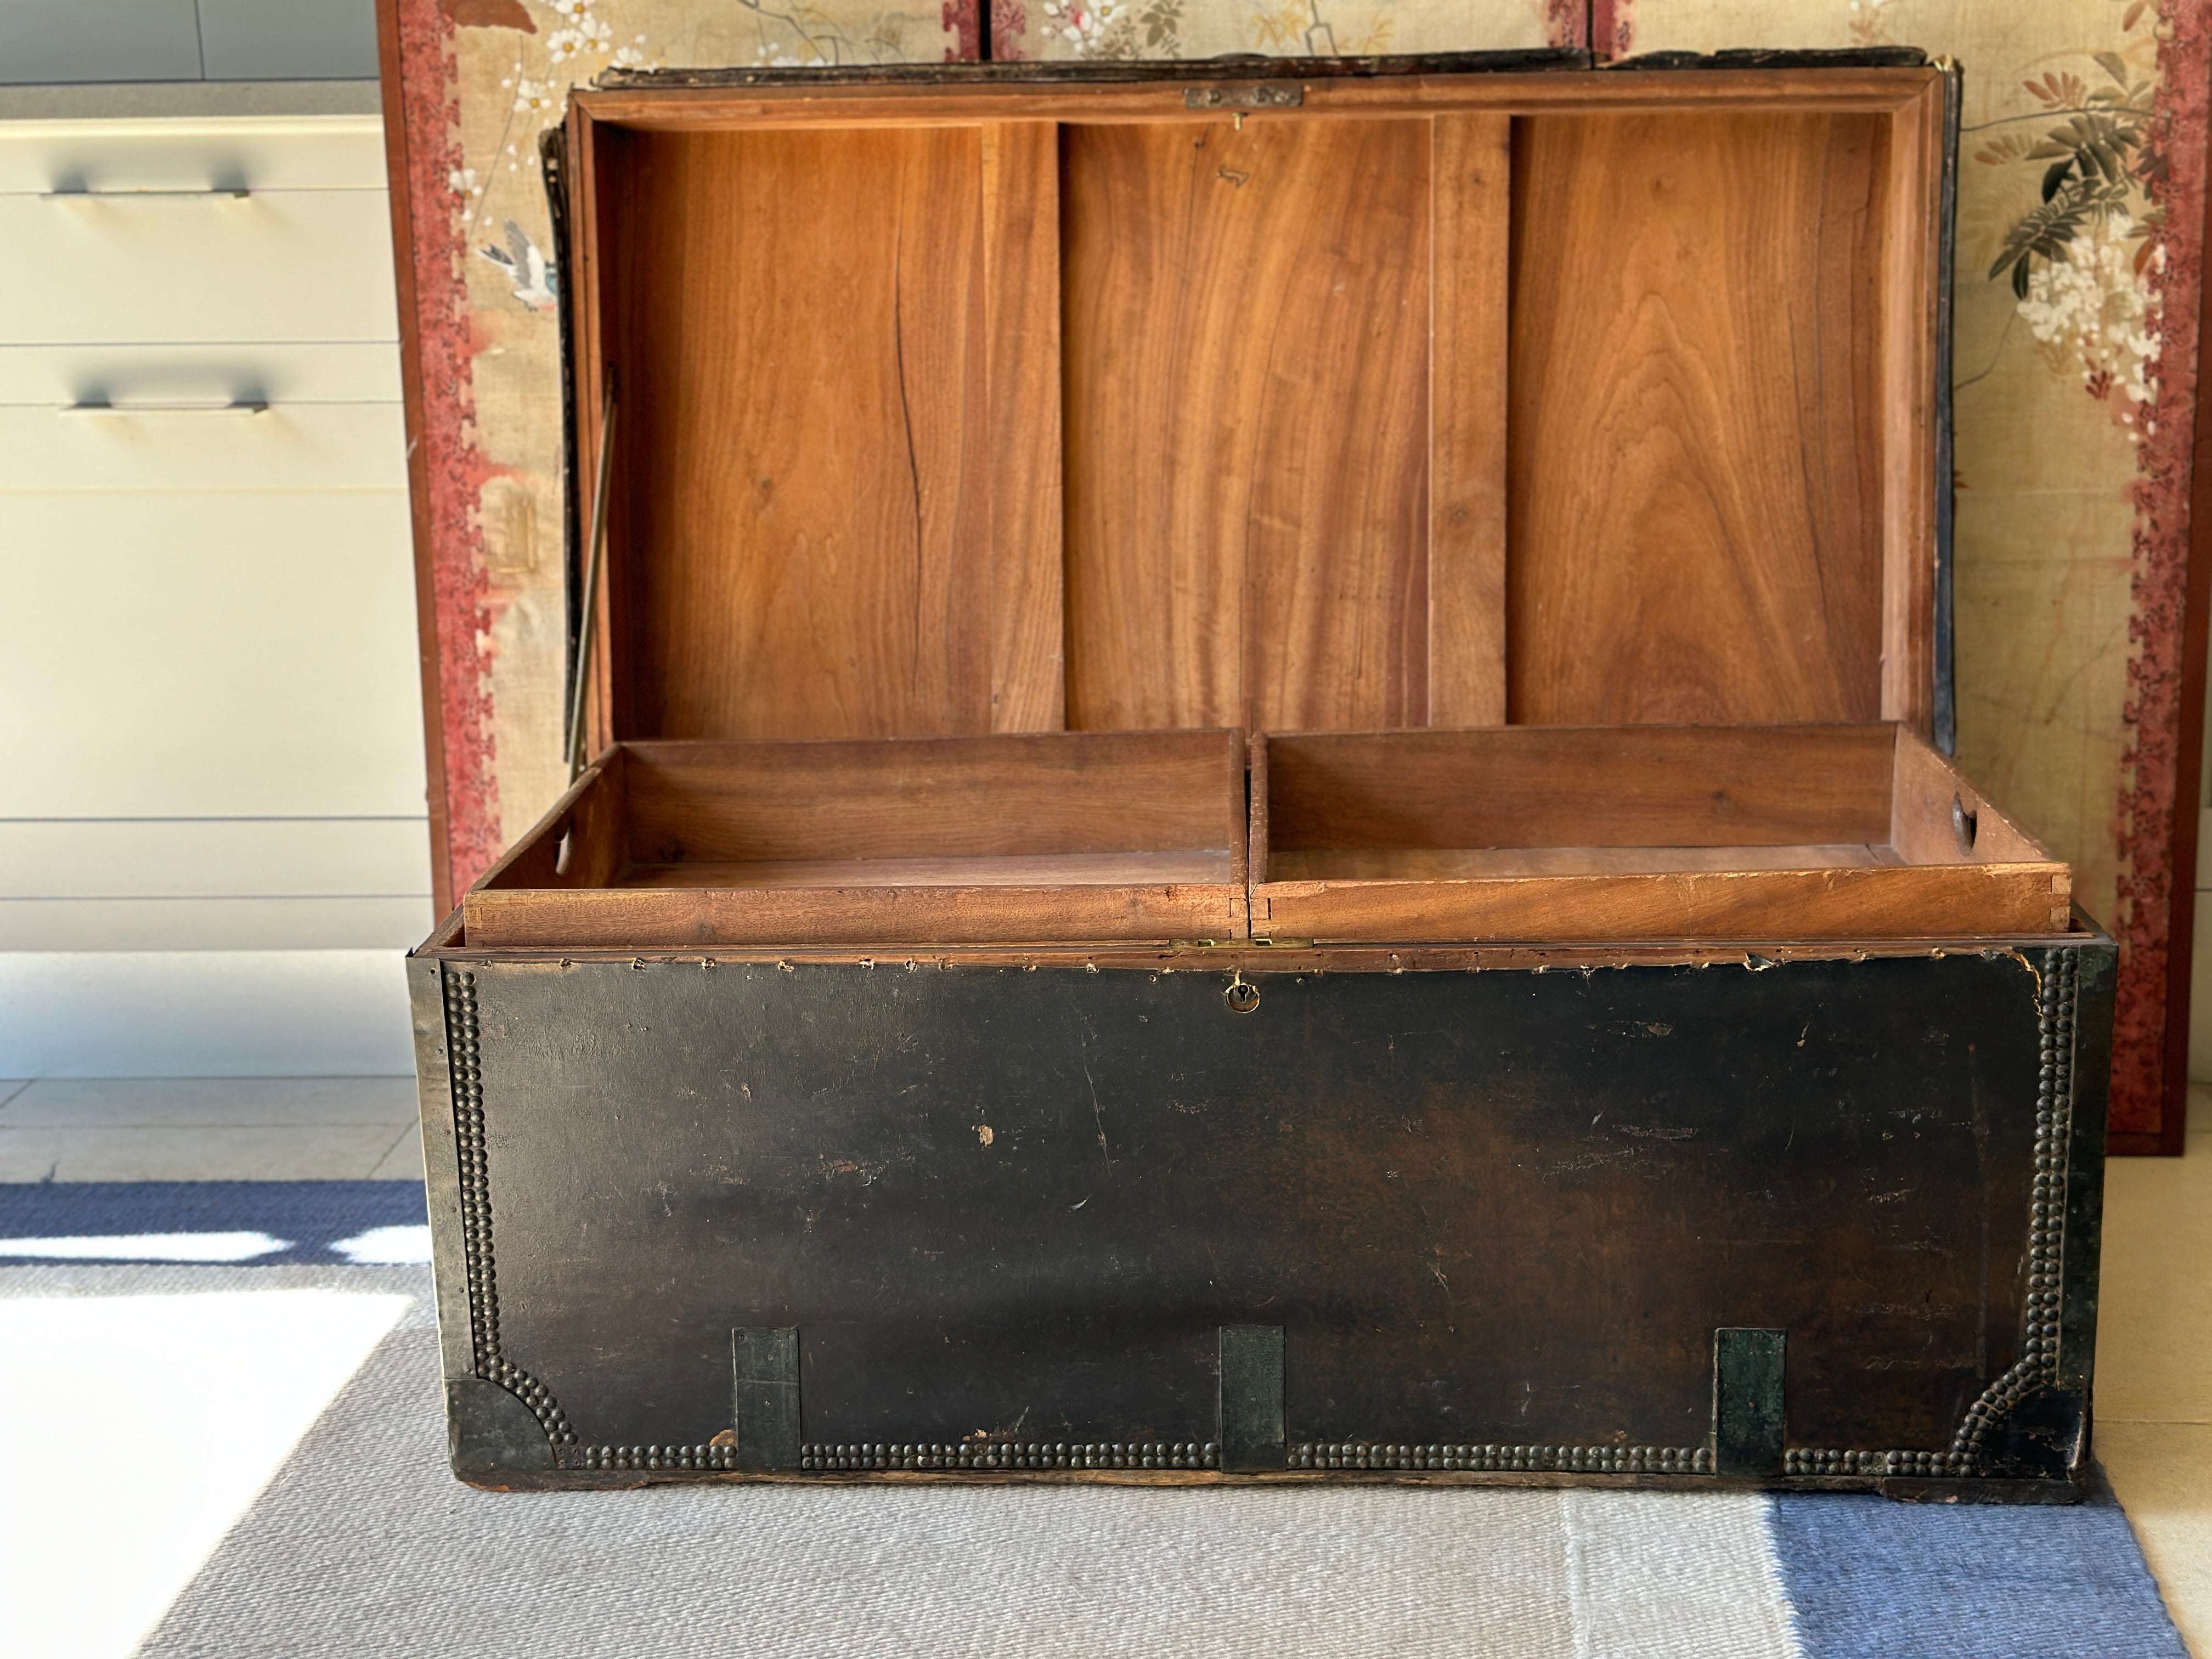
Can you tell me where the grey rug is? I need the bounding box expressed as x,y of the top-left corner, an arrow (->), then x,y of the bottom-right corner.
0,1255 -> 2186,1658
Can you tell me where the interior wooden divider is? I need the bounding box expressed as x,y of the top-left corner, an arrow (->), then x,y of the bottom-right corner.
1427,112 -> 1512,727
982,121 -> 1068,733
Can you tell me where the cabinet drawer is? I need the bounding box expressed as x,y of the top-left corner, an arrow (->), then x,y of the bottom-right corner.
0,190 -> 398,345
0,490 -> 425,819
0,341 -> 404,407
0,402 -> 404,490
0,115 -> 388,195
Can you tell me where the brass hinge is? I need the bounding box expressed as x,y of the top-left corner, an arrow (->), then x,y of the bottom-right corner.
1184,82 -> 1303,110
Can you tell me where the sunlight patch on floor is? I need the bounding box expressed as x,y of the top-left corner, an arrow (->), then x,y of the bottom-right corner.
0,1288 -> 407,1659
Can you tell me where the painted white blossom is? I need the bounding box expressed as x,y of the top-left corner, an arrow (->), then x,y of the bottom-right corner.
2017,210 -> 2162,413
1040,0 -> 1128,55
512,77 -> 557,116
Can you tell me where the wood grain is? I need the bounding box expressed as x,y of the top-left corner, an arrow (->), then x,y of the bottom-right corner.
1060,116 -> 1434,733
982,121 -> 1066,733
1880,80 -> 1944,731
466,879 -> 1244,949
506,73 -> 1985,958
1427,112 -> 1511,726
473,748 -> 628,891
1254,862 -> 2067,945
464,731 -> 1249,946
620,731 -> 1243,864
1891,727 -> 2063,877
1507,110 -> 1891,726
603,127 -> 994,740
618,851 -> 1230,888
1271,844 -> 1898,881
1252,723 -> 2072,941
1258,725 -> 1899,853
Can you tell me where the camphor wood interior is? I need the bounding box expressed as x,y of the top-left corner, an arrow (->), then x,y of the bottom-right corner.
1251,724 -> 2070,943
467,63 -> 2073,947
465,731 -> 1248,946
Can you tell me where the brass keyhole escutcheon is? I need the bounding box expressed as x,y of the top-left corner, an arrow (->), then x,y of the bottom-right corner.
1225,977 -> 1260,1014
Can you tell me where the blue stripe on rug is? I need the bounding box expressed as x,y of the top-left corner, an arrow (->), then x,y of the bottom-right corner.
1768,1483 -> 2187,1659
0,1180 -> 430,1266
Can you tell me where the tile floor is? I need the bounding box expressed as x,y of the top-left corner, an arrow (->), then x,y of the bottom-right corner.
2096,1096 -> 2212,1658
0,1077 -> 422,1182
0,1073 -> 2203,1652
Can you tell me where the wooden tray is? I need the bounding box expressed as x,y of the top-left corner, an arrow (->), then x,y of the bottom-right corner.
1251,724 -> 2069,942
466,729 -> 1248,947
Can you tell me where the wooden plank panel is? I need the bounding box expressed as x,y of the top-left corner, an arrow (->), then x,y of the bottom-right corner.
607,127 -> 991,740
1427,112 -> 1511,727
1272,844 -> 1893,881
465,879 -> 1246,948
1507,111 -> 1889,726
618,731 -> 1242,863
1260,725 -> 1898,853
1880,83 -> 1944,732
1254,862 -> 2067,945
618,851 -> 1231,888
1061,117 -> 1432,732
981,121 -> 1066,733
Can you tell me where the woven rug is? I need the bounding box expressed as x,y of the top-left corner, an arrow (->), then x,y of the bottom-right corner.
0,1182 -> 2188,1659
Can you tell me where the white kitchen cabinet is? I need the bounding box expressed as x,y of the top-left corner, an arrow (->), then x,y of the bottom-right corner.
1,110 -> 427,1075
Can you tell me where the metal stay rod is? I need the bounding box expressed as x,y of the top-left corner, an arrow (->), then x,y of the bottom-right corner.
566,379 -> 617,784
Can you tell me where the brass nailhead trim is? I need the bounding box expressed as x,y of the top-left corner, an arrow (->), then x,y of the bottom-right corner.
1288,1443 -> 1712,1474
1784,947 -> 2079,1482
447,969 -> 577,1448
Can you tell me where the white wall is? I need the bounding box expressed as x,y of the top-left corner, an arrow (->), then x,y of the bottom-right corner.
0,105 -> 428,1076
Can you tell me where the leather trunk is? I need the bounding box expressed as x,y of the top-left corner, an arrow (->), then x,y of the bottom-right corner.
398,52 -> 2114,1499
